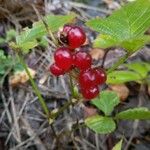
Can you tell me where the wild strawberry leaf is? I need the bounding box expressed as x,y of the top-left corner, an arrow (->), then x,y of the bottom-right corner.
125,62 -> 150,78
86,0 -> 150,51
15,13 -> 76,53
85,115 -> 116,134
91,91 -> 120,116
115,107 -> 150,120
107,70 -> 142,84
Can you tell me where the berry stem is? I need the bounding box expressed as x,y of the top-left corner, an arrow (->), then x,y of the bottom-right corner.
18,53 -> 50,117
52,98 -> 77,119
69,73 -> 76,97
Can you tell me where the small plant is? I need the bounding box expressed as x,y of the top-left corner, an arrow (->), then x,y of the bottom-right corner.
9,0 -> 150,143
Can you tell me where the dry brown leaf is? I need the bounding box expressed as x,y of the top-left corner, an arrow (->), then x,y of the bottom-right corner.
108,84 -> 129,101
90,48 -> 105,60
10,68 -> 36,86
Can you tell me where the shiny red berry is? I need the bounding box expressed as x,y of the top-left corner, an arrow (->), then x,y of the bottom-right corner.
60,25 -> 86,49
73,51 -> 92,70
95,68 -> 107,84
54,47 -> 73,71
81,86 -> 99,100
79,68 -> 97,88
68,26 -> 86,49
50,63 -> 64,76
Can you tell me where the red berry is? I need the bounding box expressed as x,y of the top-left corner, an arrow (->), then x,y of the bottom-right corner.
50,63 -> 64,76
81,86 -> 99,100
67,26 -> 86,49
79,68 -> 97,88
73,51 -> 92,70
54,47 -> 73,71
60,25 -> 86,49
95,68 -> 107,84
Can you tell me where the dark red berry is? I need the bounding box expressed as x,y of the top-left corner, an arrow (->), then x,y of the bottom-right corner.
81,86 -> 99,100
95,68 -> 107,84
60,25 -> 86,49
79,68 -> 97,88
54,47 -> 73,71
50,63 -> 64,76
67,26 -> 86,49
73,51 -> 92,70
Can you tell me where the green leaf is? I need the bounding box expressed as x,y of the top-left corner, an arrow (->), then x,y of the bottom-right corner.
112,139 -> 123,150
94,35 -> 150,51
91,91 -> 120,116
86,0 -> 150,51
39,36 -> 48,48
93,34 -> 118,49
6,29 -> 16,41
107,70 -> 142,84
16,13 -> 76,52
85,115 -> 116,134
125,62 -> 150,78
115,107 -> 150,120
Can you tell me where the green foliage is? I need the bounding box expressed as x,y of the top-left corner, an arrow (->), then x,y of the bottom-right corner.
107,62 -> 150,84
115,107 -> 150,120
0,29 -> 16,44
0,50 -> 24,80
0,50 -> 13,75
107,70 -> 142,84
112,139 -> 123,150
86,0 -> 150,51
91,91 -> 120,116
15,13 -> 76,53
85,115 -> 116,134
125,62 -> 150,78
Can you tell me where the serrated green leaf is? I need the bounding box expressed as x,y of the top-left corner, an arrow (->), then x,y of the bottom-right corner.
91,91 -> 120,116
115,107 -> 150,120
112,139 -> 123,150
125,62 -> 150,78
93,34 -> 150,51
18,41 -> 38,53
107,70 -> 142,84
85,115 -> 116,134
16,13 -> 76,52
93,34 -> 118,49
86,0 -> 150,51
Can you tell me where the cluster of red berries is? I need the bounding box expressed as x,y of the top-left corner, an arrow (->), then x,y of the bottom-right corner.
50,25 -> 107,100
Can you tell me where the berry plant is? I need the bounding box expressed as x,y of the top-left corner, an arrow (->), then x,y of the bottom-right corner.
6,0 -> 150,148
50,24 -> 106,99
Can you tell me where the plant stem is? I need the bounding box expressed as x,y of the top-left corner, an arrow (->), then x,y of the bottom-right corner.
69,73 -> 75,97
18,54 -> 49,117
107,53 -> 129,74
53,99 -> 76,119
